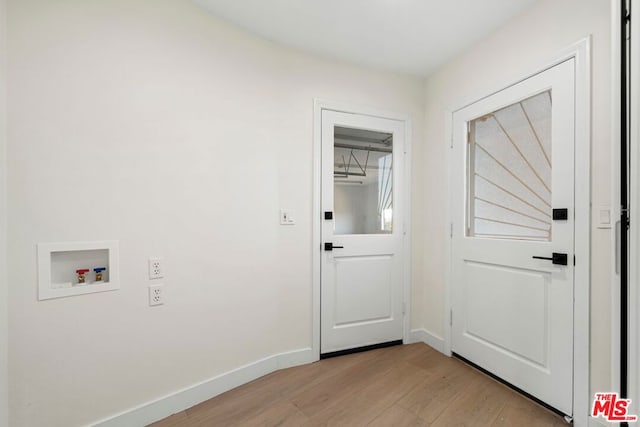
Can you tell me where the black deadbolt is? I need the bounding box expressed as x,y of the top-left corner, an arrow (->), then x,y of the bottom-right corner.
552,208 -> 568,220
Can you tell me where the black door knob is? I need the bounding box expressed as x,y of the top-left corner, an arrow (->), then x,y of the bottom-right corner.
532,252 -> 568,266
324,243 -> 344,251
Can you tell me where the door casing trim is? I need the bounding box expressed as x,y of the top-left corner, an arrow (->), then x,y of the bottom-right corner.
444,37 -> 591,426
312,99 -> 413,361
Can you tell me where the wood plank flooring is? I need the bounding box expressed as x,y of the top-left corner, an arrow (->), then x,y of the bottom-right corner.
150,343 -> 566,426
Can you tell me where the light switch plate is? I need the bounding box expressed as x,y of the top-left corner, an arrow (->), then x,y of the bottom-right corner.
597,206 -> 611,229
280,209 -> 296,225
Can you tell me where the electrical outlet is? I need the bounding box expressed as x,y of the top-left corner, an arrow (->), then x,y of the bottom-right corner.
148,258 -> 163,279
148,284 -> 164,306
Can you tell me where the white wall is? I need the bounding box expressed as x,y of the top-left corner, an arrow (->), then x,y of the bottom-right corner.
417,0 -> 611,397
6,0 -> 424,425
0,0 -> 8,424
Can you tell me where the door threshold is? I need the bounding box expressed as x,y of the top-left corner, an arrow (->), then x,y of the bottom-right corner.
453,353 -> 571,423
320,340 -> 403,359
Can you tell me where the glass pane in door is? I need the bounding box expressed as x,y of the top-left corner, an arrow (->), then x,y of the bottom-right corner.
334,126 -> 393,235
467,90 -> 552,240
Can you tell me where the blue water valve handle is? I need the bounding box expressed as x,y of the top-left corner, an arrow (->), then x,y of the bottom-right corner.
93,267 -> 107,282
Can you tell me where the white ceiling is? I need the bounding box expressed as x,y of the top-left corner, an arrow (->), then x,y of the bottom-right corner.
194,0 -> 537,76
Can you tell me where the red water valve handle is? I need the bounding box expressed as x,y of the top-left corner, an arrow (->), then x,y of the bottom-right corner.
76,269 -> 90,275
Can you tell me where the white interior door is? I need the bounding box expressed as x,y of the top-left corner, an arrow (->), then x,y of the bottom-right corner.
321,110 -> 405,355
451,59 -> 575,415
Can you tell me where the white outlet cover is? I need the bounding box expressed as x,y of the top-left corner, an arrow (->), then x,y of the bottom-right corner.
148,257 -> 163,279
148,284 -> 164,306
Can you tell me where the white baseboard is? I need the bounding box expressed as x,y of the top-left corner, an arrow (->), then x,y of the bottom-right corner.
92,347 -> 314,427
409,328 -> 446,354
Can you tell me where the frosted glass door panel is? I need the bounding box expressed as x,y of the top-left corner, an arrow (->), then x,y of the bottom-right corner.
468,91 -> 552,240
334,126 -> 393,235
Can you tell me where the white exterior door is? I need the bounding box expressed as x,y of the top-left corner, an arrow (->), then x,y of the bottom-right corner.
451,59 -> 575,415
320,110 -> 405,355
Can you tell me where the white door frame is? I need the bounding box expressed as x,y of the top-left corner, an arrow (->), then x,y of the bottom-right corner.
610,0 -> 623,404
444,38 -> 591,426
628,0 -> 640,418
312,99 -> 412,360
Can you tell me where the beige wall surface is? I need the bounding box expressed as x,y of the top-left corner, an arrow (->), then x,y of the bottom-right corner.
416,0 -> 611,397
0,0 -> 8,424
6,1 -> 424,425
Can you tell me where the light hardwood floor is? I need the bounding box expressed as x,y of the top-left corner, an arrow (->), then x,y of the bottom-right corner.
150,343 -> 567,426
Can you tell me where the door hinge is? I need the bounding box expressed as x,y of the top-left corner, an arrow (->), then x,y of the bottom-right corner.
573,255 -> 576,266
402,302 -> 406,315
450,223 -> 453,238
450,309 -> 453,326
